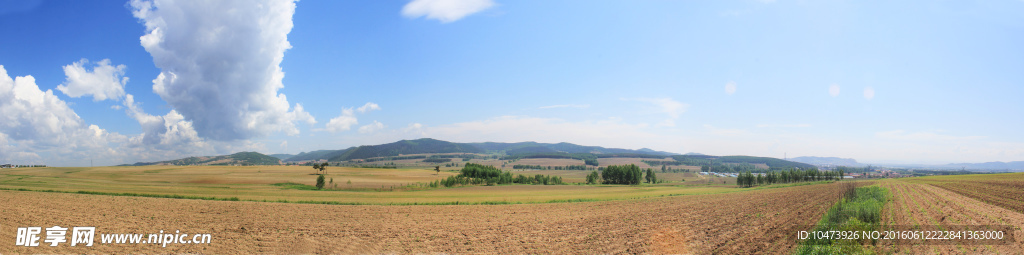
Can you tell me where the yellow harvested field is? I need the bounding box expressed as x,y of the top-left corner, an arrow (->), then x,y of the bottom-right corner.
0,166 -> 737,204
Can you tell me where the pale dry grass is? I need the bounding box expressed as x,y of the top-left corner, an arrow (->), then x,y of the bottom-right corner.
0,166 -> 740,204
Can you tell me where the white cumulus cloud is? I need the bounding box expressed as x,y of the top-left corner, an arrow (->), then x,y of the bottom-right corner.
402,0 -> 495,23
725,81 -> 737,95
357,102 -> 381,113
322,108 -> 358,133
57,59 -> 128,101
0,66 -> 124,165
358,121 -> 386,134
130,0 -> 314,141
122,94 -> 208,154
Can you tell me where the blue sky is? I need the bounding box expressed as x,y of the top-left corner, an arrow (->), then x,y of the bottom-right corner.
0,0 -> 1022,166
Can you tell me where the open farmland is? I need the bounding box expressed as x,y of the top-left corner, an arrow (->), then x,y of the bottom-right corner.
905,173 -> 1024,214
0,180 -> 848,254
876,179 -> 1024,254
1,166 -> 735,205
598,157 -> 660,168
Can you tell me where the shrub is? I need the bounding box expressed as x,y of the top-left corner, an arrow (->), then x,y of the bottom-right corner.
316,174 -> 326,190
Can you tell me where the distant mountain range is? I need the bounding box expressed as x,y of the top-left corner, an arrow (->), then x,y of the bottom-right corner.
119,152 -> 281,166
787,156 -> 1024,171
939,161 -> 1024,171
118,138 -> 838,170
276,138 -> 678,162
788,156 -> 865,167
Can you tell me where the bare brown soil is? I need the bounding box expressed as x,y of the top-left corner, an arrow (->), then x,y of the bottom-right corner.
0,183 -> 846,254
878,180 -> 1024,254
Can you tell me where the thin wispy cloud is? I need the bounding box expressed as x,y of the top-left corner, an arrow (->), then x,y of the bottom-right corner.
703,124 -> 750,137
875,130 -> 985,142
756,124 -> 811,128
626,98 -> 688,119
623,97 -> 688,127
863,87 -> 875,100
539,104 -> 590,109
358,121 -> 386,134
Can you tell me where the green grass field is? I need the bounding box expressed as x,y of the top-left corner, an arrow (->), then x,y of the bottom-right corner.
0,165 -> 776,205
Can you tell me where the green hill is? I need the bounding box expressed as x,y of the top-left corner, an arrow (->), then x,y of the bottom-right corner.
120,151 -> 281,166
285,149 -> 351,162
329,138 -> 483,161
268,154 -> 295,161
669,155 -> 815,170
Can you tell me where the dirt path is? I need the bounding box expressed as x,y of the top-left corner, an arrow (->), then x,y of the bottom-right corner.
1,183 -> 845,254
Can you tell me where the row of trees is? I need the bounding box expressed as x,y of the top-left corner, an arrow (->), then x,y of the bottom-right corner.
600,164 -> 644,185
737,168 -> 846,187
440,163 -> 565,187
552,165 -> 590,170
440,173 -> 564,187
500,152 -> 599,166
660,165 -> 690,173
585,164 -> 660,185
698,163 -> 760,173
510,164 -> 592,170
512,164 -> 544,169
0,165 -> 47,168
423,158 -> 452,163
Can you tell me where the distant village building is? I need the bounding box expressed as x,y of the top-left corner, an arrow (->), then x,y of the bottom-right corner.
1,164 -> 13,168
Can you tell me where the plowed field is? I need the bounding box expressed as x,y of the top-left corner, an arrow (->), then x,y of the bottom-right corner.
878,180 -> 1024,254
1,182 -> 847,254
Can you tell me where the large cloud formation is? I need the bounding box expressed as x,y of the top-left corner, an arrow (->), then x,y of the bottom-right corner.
0,66 -> 123,164
130,0 -> 314,141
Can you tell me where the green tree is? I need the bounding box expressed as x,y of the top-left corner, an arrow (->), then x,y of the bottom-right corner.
645,168 -> 657,184
316,174 -> 326,190
434,166 -> 440,175
586,171 -> 600,184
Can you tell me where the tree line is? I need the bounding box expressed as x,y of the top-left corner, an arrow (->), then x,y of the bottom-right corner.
440,163 -> 564,187
585,164 -> 659,185
737,168 -> 845,187
500,152 -> 600,166
422,158 -> 453,163
511,164 -> 592,170
0,165 -> 47,168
